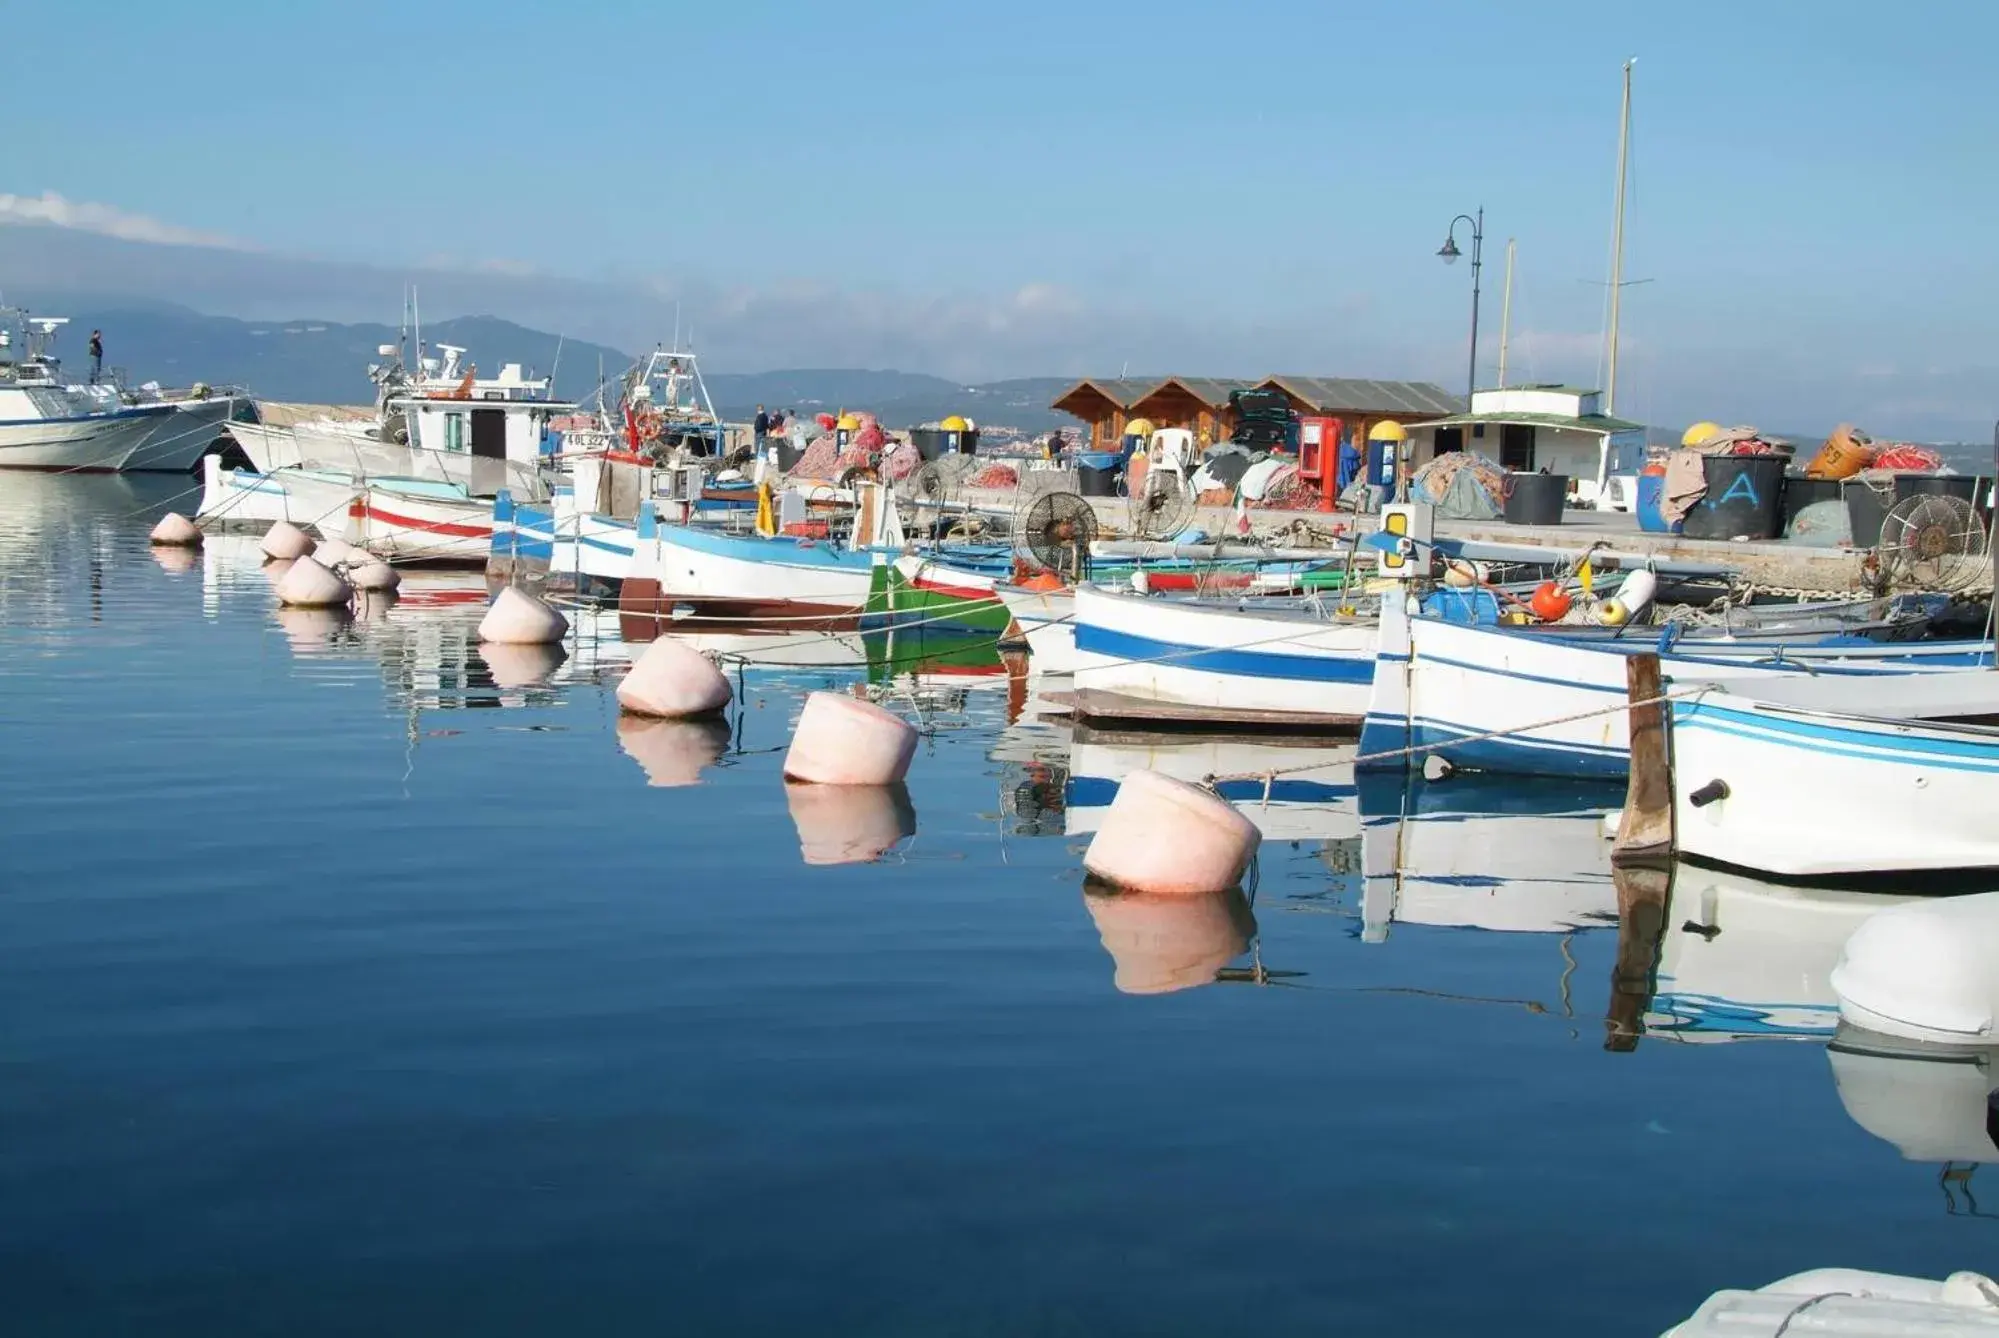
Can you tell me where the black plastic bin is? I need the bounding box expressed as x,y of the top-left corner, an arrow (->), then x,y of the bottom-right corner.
911,427 -> 979,462
1844,479 -> 1892,548
1503,472 -> 1568,526
1780,474 -> 1840,533
1894,473 -> 1978,504
1077,453 -> 1119,497
1681,455 -> 1786,540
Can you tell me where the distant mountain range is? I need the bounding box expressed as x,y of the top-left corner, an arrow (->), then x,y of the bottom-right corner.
31,301 -> 1079,430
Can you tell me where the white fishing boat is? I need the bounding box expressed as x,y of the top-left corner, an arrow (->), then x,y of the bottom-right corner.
196,454 -> 364,533
1669,671 -> 1999,879
121,389 -> 253,473
619,485 -> 905,628
0,311 -> 177,472
1361,592 -> 1993,781
1069,584 -> 1377,727
201,341 -> 573,561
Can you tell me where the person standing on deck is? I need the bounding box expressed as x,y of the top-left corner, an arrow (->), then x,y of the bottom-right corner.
88,329 -> 103,385
753,405 -> 770,452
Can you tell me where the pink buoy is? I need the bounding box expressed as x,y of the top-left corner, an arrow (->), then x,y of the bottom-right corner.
348,560 -> 401,592
481,641 -> 566,689
783,691 -> 917,784
785,781 -> 916,865
313,536 -> 367,567
260,520 -> 316,561
616,637 -> 732,718
618,716 -> 730,787
1082,769 -> 1260,895
1083,885 -> 1256,995
477,585 -> 568,644
149,512 -> 203,547
274,553 -> 353,608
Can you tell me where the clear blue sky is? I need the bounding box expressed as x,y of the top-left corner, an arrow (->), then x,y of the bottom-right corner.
7,0 -> 1996,433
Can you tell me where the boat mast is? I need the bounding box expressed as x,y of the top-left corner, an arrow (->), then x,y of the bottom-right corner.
1605,58 -> 1634,417
1497,238 -> 1517,389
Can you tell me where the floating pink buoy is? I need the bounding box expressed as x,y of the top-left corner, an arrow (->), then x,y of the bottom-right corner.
1082,769 -> 1260,895
477,585 -> 568,644
1083,884 -> 1256,994
274,553 -> 353,608
618,715 -> 731,787
260,520 -> 316,561
348,560 -> 400,592
616,637 -> 732,718
313,536 -> 367,567
785,781 -> 916,865
782,691 -> 918,784
149,512 -> 203,547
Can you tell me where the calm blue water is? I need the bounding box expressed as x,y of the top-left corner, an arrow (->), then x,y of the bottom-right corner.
0,475 -> 1992,1337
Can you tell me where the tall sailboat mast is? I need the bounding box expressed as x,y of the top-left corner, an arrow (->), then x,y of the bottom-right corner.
1497,238 -> 1517,388
1605,58 -> 1634,416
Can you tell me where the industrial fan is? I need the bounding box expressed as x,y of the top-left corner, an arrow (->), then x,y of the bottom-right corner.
1016,490 -> 1099,581
906,460 -> 956,510
1127,469 -> 1195,540
1875,494 -> 1990,593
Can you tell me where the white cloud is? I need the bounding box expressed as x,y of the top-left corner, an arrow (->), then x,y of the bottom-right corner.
0,190 -> 250,249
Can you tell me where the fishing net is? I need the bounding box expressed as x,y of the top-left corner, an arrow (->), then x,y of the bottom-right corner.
1412,451 -> 1508,519
1250,462 -> 1315,509
882,440 -> 920,481
967,462 -> 1019,490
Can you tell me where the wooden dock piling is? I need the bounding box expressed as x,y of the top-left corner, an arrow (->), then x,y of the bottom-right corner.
1611,652 -> 1673,866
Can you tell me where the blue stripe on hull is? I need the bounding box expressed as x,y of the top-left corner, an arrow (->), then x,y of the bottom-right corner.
1067,775 -> 1357,807
1074,624 -> 1373,684
1372,720 -> 1631,781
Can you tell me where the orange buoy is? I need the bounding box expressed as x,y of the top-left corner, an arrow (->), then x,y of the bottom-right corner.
1530,581 -> 1573,622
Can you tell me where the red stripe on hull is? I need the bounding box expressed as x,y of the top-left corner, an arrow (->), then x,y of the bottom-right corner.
358,502 -> 492,539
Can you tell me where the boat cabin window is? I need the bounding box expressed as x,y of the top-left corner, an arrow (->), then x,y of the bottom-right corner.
1434,427 -> 1463,455
1500,424 -> 1535,471
444,412 -> 466,452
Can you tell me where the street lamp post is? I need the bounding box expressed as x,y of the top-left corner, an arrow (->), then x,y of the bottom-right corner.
1437,208 -> 1484,402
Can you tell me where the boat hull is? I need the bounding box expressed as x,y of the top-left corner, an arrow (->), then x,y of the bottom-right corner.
195,455 -> 363,533
1071,585 -> 1376,726
0,404 -> 173,472
1672,692 -> 1999,878
1360,595 -> 1994,781
124,396 -> 246,473
995,583 -> 1076,672
352,484 -> 493,564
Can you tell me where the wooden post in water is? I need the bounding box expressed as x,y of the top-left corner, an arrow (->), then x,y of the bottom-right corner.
1604,862 -> 1671,1052
1612,652 -> 1673,866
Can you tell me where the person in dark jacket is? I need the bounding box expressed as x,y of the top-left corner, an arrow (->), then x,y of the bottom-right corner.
753,405 -> 770,449
88,329 -> 104,385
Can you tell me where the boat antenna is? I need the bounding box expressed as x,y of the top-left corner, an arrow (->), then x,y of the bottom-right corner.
1605,57 -> 1634,416
549,333 -> 564,395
